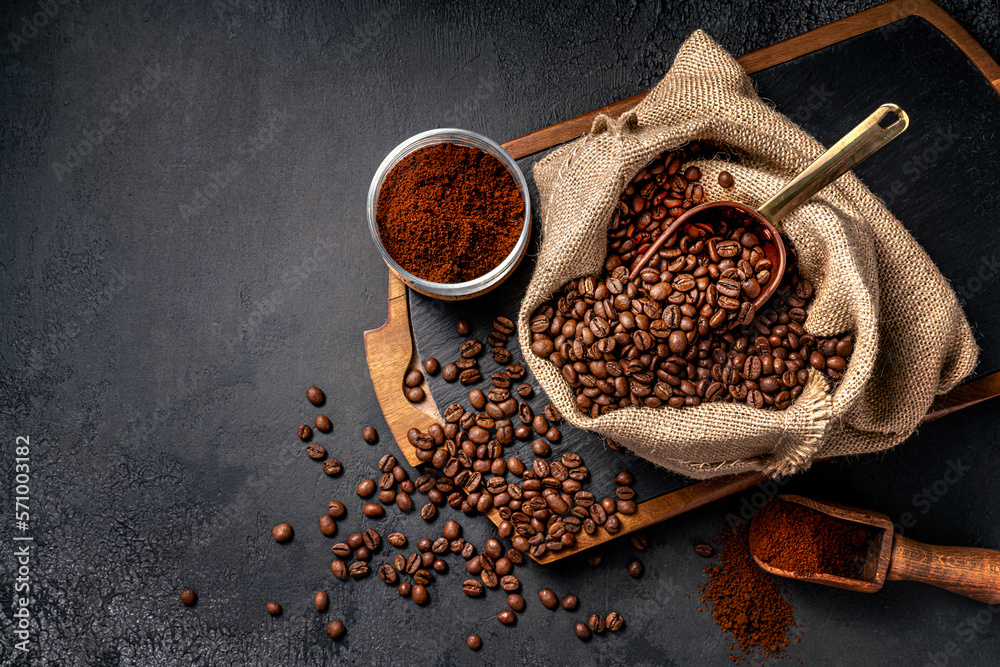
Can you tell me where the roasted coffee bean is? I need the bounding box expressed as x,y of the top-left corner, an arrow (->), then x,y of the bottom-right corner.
605,611 -> 624,631
324,619 -> 345,640
627,558 -> 644,578
459,368 -> 481,385
378,564 -> 398,584
441,363 -> 458,382
575,622 -> 591,640
363,528 -> 381,550
297,424 -> 312,440
586,554 -> 603,567
407,386 -> 425,402
481,570 -> 499,588
354,546 -> 371,561
460,339 -> 484,358
442,519 -> 462,540
538,589 -> 559,609
266,601 -> 281,615
362,502 -> 384,518
630,533 -> 649,550
322,459 -> 343,476
414,569 -> 433,585
507,592 -> 526,611
180,589 -> 197,606
361,425 -> 378,443
436,560 -> 450,574
516,383 -> 533,398
330,559 -> 347,580
500,574 -> 520,592
356,479 -> 376,498
318,515 -> 337,537
463,579 -> 484,596
456,318 -> 472,335
347,532 -> 364,549
432,537 -> 449,554
306,443 -> 326,459
332,542 -> 352,558
397,581 -> 411,597
589,614 -> 606,634
718,170 -> 735,188
411,584 -> 429,605
492,347 -> 512,364
616,486 -> 635,500
467,634 -> 482,651
349,561 -> 370,579
424,357 -> 439,375
561,594 -> 578,611
315,414 -> 332,433
420,503 -> 437,521
387,532 -> 406,547
405,369 -> 424,388
272,523 -> 293,543
614,470 -> 634,485
396,492 -> 414,511
494,316 -> 515,334
312,590 -> 328,612
306,386 -> 325,405
694,543 -> 715,558
605,515 -> 621,534
498,610 -> 516,625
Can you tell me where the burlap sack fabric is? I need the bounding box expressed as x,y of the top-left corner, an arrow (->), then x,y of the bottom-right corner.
518,30 -> 979,480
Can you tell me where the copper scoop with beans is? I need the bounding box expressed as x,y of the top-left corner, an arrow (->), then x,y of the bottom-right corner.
630,103 -> 909,307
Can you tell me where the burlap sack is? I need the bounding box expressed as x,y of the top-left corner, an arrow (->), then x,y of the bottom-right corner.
518,30 -> 979,480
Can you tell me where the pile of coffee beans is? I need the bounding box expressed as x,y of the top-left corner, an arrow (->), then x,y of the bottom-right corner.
529,145 -> 854,416
439,316 -> 516,386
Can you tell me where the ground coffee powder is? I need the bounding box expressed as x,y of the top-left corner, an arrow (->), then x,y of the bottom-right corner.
749,498 -> 875,580
702,523 -> 796,662
376,142 -> 524,284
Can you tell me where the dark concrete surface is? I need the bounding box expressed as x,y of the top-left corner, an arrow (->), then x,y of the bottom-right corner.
2,1 -> 1000,665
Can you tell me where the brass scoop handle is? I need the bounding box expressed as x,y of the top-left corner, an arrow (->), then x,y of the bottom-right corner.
757,103 -> 909,223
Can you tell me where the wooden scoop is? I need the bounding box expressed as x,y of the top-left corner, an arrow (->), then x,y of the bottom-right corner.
750,494 -> 1000,603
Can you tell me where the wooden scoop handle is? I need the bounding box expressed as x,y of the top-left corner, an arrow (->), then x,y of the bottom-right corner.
886,534 -> 1000,604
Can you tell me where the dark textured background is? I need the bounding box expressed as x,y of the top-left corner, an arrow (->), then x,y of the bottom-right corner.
3,1 -> 1000,665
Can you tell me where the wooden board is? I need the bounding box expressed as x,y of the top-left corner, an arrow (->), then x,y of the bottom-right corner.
365,0 -> 1000,564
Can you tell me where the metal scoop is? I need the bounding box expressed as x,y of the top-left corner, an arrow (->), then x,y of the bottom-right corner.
749,494 -> 1000,603
630,104 -> 909,309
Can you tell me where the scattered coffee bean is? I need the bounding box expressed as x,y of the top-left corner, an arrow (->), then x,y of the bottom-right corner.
362,502 -> 384,518
347,533 -> 364,549
500,574 -> 520,592
441,363 -> 458,382
589,614 -> 606,634
456,319 -> 472,336
180,589 -> 196,606
318,515 -> 337,537
481,570 -> 499,588
606,611 -> 624,631
718,170 -> 735,188
411,584 -> 429,605
349,561 -> 370,579
538,589 -> 559,609
332,542 -> 351,557
459,368 -> 481,385
463,579 -> 484,597
330,559 -> 347,580
387,532 -> 406,547
328,501 -> 346,518
355,545 -> 371,561
405,369 -> 424,388
443,520 -> 462,540
315,414 -> 332,432
363,528 -> 381,550
306,385 -> 324,405
694,543 -> 715,558
306,443 -> 325,460
627,559 -> 644,578
325,620 -> 346,639
272,523 -> 293,543
467,634 -> 482,650
420,503 -> 437,521
630,533 -> 649,550
356,479 -> 375,498
561,595 -> 579,611
297,424 -> 312,440
322,459 -> 343,476
498,610 -> 516,625
407,387 -> 425,402
361,425 -> 378,444
312,590 -> 328,612
398,581 -> 411,597
424,357 -> 440,375
378,564 -> 398,584
266,601 -> 281,616
587,554 -> 603,567
575,622 -> 591,640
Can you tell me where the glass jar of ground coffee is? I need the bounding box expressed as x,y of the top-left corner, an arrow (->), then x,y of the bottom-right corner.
367,129 -> 531,300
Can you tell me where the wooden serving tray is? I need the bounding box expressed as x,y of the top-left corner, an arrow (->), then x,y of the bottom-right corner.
365,0 -> 1000,564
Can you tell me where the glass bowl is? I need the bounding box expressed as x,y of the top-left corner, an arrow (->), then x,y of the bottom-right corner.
367,128 -> 532,300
